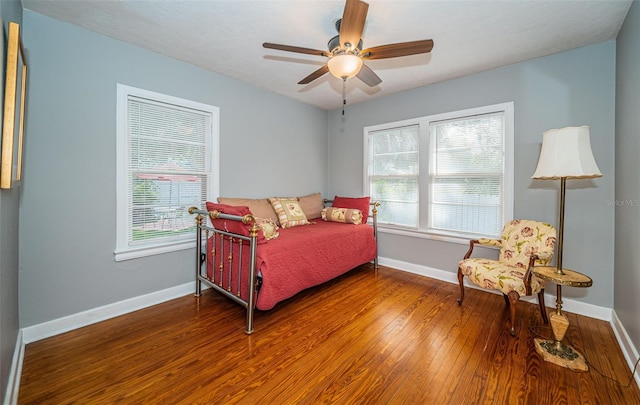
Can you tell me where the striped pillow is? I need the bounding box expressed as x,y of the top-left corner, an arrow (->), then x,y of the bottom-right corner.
269,197 -> 309,228
321,207 -> 363,225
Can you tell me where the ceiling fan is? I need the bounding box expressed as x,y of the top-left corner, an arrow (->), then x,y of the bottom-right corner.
263,0 -> 434,88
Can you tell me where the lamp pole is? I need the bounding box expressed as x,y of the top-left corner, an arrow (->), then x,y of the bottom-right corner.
556,177 -> 566,275
554,177 -> 566,322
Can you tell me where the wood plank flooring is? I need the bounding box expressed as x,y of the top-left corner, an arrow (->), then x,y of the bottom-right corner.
19,265 -> 640,404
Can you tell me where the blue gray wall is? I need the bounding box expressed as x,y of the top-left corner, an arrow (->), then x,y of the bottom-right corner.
327,41 -> 616,310
12,1 -> 635,354
0,1 -> 23,401
615,0 -> 640,353
18,10 -> 328,327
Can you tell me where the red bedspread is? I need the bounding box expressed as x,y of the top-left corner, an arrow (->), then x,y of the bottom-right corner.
206,220 -> 376,310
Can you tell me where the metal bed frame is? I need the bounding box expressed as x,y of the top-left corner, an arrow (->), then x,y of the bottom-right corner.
188,201 -> 379,334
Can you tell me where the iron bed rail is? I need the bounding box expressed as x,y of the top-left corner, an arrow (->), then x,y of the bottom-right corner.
188,207 -> 260,334
188,200 -> 380,334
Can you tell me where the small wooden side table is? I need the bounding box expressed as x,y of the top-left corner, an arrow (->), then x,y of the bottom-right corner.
532,266 -> 593,371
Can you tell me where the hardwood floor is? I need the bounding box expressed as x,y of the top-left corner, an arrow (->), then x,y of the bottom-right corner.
19,265 -> 640,404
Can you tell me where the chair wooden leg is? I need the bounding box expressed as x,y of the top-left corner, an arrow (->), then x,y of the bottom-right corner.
457,267 -> 465,305
537,289 -> 549,324
502,293 -> 510,307
507,291 -> 520,336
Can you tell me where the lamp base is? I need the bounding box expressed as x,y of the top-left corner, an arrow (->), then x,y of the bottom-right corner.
534,338 -> 588,371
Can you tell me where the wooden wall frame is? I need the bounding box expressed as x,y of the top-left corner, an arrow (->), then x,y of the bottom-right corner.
1,21 -> 27,189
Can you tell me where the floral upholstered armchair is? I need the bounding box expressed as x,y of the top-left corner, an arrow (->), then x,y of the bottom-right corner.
457,219 -> 557,336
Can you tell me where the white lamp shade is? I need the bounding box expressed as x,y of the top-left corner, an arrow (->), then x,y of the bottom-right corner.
532,126 -> 603,180
327,54 -> 363,79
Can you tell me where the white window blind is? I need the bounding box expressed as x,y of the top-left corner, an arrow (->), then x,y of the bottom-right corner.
369,125 -> 419,227
429,112 -> 505,236
116,84 -> 219,261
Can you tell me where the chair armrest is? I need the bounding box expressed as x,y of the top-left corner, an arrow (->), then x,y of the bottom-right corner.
523,255 -> 540,296
478,238 -> 502,248
534,250 -> 553,262
462,238 -> 501,260
463,240 -> 479,260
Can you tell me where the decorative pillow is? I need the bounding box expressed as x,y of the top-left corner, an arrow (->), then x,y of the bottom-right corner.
205,202 -> 266,244
321,207 -> 363,225
217,197 -> 279,224
255,217 -> 279,240
332,196 -> 371,223
269,197 -> 309,228
297,192 -> 324,220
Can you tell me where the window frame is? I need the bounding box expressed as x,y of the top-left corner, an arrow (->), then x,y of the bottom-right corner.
114,84 -> 219,261
363,102 -> 514,243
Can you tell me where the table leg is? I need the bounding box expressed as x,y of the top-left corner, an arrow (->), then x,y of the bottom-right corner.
534,285 -> 588,371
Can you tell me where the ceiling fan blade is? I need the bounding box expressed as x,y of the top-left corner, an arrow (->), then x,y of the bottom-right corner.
298,65 -> 330,85
263,42 -> 330,57
361,39 -> 434,60
357,63 -> 381,87
339,0 -> 369,50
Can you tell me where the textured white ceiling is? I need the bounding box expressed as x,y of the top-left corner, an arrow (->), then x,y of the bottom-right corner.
22,0 -> 632,110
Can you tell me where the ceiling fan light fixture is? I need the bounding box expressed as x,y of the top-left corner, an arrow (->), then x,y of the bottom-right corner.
263,0 -> 433,90
327,53 -> 363,79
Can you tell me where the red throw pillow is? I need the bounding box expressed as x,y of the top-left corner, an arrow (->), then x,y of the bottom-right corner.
205,202 -> 266,244
332,196 -> 371,223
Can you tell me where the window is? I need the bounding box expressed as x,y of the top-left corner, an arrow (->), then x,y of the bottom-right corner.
368,125 -> 420,227
115,84 -> 219,261
364,103 -> 513,240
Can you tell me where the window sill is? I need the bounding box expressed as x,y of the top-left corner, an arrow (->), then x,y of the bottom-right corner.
377,225 -> 497,245
114,238 -> 195,262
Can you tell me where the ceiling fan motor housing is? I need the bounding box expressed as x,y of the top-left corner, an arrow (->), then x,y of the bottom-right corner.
328,35 -> 363,54
329,19 -> 363,53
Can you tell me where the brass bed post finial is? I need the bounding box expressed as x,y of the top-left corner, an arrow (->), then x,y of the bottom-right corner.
241,214 -> 255,226
189,206 -> 204,228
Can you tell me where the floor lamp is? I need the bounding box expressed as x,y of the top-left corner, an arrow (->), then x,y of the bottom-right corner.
531,125 -> 602,370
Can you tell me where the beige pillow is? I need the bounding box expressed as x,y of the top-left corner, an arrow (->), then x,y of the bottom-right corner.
269,197 -> 309,228
321,207 -> 363,225
217,197 -> 279,224
298,192 -> 324,219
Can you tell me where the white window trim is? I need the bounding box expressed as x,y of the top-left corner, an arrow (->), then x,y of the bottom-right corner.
114,84 -> 219,261
363,102 -> 514,244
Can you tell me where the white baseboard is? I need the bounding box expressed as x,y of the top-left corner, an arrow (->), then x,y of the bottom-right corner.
611,310 -> 640,389
2,330 -> 23,405
378,257 -> 612,321
22,282 -> 197,344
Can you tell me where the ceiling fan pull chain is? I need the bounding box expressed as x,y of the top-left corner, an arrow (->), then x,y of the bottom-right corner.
342,78 -> 347,116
